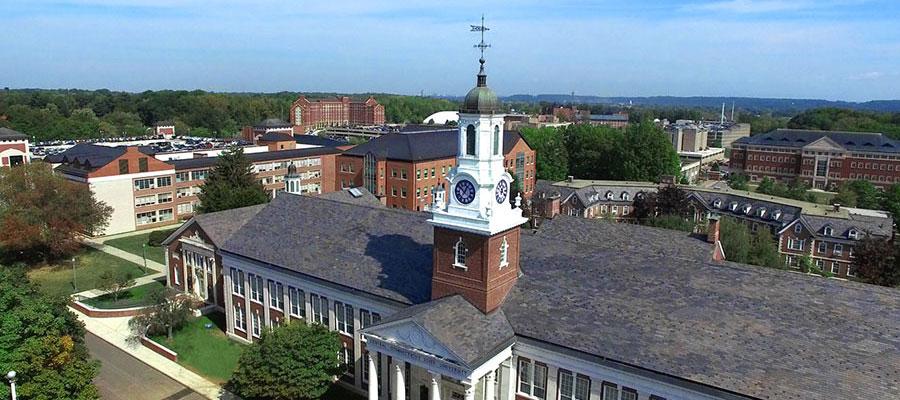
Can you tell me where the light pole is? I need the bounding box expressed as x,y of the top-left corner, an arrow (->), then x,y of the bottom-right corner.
71,257 -> 77,292
141,243 -> 148,273
6,370 -> 16,400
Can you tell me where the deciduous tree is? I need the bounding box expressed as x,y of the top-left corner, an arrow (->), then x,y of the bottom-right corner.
853,236 -> 900,287
129,288 -> 193,340
197,146 -> 270,213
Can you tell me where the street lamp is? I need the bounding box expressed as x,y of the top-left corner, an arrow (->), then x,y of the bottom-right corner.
141,243 -> 148,273
71,257 -> 77,292
6,370 -> 17,400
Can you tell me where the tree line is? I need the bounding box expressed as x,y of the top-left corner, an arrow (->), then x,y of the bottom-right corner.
520,122 -> 681,183
0,89 -> 459,140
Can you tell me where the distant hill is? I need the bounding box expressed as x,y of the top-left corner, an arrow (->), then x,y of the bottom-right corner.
494,95 -> 900,113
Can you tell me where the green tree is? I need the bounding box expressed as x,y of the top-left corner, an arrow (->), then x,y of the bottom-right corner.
727,173 -> 749,191
756,177 -> 776,195
519,127 -> 569,181
747,229 -> 782,268
620,121 -> 681,182
564,123 -> 624,180
879,184 -> 900,218
719,217 -> 751,264
655,185 -> 690,216
227,322 -> 343,400
197,146 -> 270,213
0,163 -> 112,262
97,270 -> 136,302
129,287 -> 193,340
853,236 -> 900,287
0,266 -> 100,400
831,187 -> 858,207
844,180 -> 880,209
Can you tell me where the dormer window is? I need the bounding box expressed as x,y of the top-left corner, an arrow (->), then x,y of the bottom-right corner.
742,204 -> 752,214
773,210 -> 782,220
823,226 -> 833,236
499,237 -> 509,268
758,208 -> 766,218
848,229 -> 859,239
465,125 -> 476,156
606,191 -> 613,200
454,238 -> 468,269
621,192 -> 629,201
794,223 -> 803,234
730,202 -> 738,211
713,199 -> 722,208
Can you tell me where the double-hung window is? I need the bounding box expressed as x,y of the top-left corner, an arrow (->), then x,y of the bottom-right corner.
233,305 -> 246,331
335,301 -> 354,335
517,358 -> 547,399
360,309 -> 382,329
268,280 -> 284,310
231,269 -> 245,296
558,370 -> 590,400
788,238 -> 804,251
289,287 -> 305,318
833,244 -> 843,256
818,241 -> 827,253
311,293 -> 329,326
601,382 -> 619,400
621,387 -> 638,400
251,311 -> 261,338
339,346 -> 355,382
249,274 -> 264,303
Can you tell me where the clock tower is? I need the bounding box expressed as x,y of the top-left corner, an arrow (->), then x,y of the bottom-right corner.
429,20 -> 527,313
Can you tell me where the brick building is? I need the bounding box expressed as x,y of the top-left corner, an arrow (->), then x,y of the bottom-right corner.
0,127 -> 30,167
290,96 -> 385,133
731,129 -> 900,189
336,126 -> 536,211
240,118 -> 293,143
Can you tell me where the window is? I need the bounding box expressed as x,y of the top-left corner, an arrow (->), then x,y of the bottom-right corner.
401,188 -> 407,198
340,345 -> 355,382
823,226 -> 833,236
176,172 -> 189,182
400,169 -> 407,180
177,202 -> 193,215
158,208 -> 174,222
191,170 -> 208,181
157,192 -> 173,204
335,301 -> 354,335
558,370 -> 590,400
362,350 -> 372,384
268,280 -> 284,310
833,244 -> 843,255
601,382 -> 619,400
454,238 -> 468,268
311,293 -> 329,326
794,223 -> 803,234
251,311 -> 261,338
431,167 -> 436,177
234,305 -> 246,331
416,169 -> 421,180
493,126 -> 500,155
847,264 -> 856,276
621,387 -> 638,400
466,125 -> 476,156
118,159 -> 129,174
135,195 -> 156,207
136,211 -> 157,226
173,267 -> 180,285
391,168 -> 398,178
231,269 -> 245,296
134,178 -> 154,190
818,241 -> 827,253
249,274 -> 264,303
848,229 -> 859,239
139,157 -> 148,172
157,176 -> 172,187
499,237 -> 509,268
518,358 -> 547,399
289,287 -> 305,318
831,262 -> 840,274
360,309 -> 381,329
176,187 -> 192,198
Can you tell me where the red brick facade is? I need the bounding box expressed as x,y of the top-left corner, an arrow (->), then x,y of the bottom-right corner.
290,96 -> 385,133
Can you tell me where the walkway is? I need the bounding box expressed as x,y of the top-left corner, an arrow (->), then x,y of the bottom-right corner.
72,272 -> 165,300
82,237 -> 167,273
73,310 -> 236,400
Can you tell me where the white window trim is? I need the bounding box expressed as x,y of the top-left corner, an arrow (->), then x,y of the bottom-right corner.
453,238 -> 468,270
499,237 -> 509,269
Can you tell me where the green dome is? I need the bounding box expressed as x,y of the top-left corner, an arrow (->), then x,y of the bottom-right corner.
461,85 -> 500,114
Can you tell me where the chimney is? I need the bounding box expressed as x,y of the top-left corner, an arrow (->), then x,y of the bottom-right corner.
566,175 -> 574,183
547,195 -> 560,218
833,203 -> 841,212
707,215 -> 721,244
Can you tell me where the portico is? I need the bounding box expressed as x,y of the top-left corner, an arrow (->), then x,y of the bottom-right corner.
177,232 -> 218,305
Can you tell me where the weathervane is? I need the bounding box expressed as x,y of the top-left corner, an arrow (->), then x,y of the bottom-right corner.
471,15 -> 490,73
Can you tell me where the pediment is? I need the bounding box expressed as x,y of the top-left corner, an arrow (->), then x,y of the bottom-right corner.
803,136 -> 845,152
365,320 -> 462,364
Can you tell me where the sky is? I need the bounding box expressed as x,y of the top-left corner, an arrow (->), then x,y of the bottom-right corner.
1,0 -> 899,101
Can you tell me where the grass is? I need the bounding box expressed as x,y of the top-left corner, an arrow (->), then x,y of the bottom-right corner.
27,247 -> 154,298
104,232 -> 167,265
82,280 -> 165,309
150,312 -> 245,384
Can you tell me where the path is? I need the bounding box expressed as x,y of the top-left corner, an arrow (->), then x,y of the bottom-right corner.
86,332 -> 207,400
82,237 -> 167,273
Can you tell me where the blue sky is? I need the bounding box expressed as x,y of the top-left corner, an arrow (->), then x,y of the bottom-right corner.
1,0 -> 899,101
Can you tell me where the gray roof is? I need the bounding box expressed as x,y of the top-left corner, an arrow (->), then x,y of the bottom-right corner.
294,134 -> 345,147
162,204 -> 266,247
257,131 -> 294,142
691,190 -> 802,228
221,194 -> 434,304
733,128 -> 900,153
0,127 -> 28,140
46,143 -> 155,167
344,129 -> 527,162
313,187 -> 382,207
798,214 -> 892,239
254,118 -> 291,128
369,295 -> 514,367
167,146 -> 340,170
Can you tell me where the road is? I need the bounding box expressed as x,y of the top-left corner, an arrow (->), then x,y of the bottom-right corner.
86,332 -> 208,400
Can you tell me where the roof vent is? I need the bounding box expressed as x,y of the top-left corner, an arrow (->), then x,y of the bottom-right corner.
348,187 -> 363,198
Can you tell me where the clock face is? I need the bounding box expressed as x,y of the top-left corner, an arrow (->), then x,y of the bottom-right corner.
454,179 -> 476,205
495,180 -> 509,204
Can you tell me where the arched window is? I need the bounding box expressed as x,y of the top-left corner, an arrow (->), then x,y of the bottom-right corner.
454,238 -> 468,268
499,237 -> 509,268
823,226 -> 833,236
493,126 -> 501,155
466,125 -> 476,156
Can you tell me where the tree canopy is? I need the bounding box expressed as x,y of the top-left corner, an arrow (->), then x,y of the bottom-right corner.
0,163 -> 112,262
787,108 -> 900,139
0,266 -> 99,400
853,236 -> 900,287
227,322 -> 342,400
719,217 -> 781,268
196,146 -> 270,214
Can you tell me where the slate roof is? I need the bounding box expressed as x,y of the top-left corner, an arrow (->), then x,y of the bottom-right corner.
797,214 -> 892,239
343,129 -> 528,161
167,146 -> 340,170
0,127 -> 28,140
313,187 -> 382,207
162,204 -> 266,247
254,118 -> 291,128
369,295 -> 515,367
691,190 -> 802,228
45,143 -> 155,167
257,131 -> 294,142
733,128 -> 900,154
221,194 -> 434,304
293,134 -> 345,147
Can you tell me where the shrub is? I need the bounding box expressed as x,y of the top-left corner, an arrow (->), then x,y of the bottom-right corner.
147,228 -> 178,247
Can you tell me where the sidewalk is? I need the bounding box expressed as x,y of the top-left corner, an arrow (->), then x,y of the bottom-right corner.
73,310 -> 234,400
82,238 -> 166,273
72,272 -> 166,300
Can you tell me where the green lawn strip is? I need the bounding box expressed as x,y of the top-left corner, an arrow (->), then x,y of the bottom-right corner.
27,247 -> 155,298
81,280 -> 165,309
151,313 -> 245,384
104,233 -> 167,265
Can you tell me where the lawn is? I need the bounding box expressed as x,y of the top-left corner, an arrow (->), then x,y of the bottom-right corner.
105,232 -> 167,265
151,312 -> 245,384
27,247 -> 155,298
82,279 -> 166,309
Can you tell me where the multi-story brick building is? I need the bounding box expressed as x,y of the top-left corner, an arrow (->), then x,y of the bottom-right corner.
336,126 -> 536,211
730,129 -> 900,189
0,127 -> 30,167
290,96 -> 385,134
534,179 -> 893,279
240,118 -> 293,143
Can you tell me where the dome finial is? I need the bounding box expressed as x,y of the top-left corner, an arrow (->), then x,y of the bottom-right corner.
471,15 -> 490,87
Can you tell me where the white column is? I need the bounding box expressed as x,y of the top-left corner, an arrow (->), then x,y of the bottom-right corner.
463,384 -> 475,400
484,370 -> 496,400
368,354 -> 379,400
430,372 -> 441,400
394,364 -> 406,400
